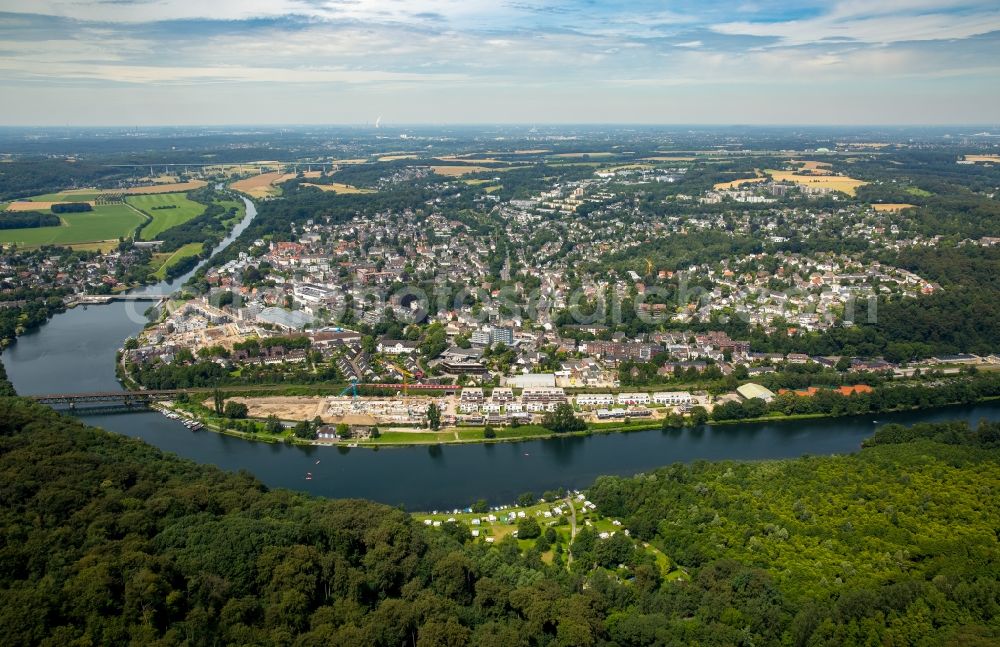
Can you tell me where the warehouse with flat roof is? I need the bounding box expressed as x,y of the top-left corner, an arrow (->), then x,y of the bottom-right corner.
736,383 -> 776,403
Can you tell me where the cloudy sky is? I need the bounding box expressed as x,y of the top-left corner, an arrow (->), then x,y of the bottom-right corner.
1,0 -> 998,125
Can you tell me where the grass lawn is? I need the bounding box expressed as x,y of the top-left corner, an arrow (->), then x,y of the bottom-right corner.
456,425 -> 551,441
216,197 -> 246,227
370,431 -> 455,444
127,193 -> 206,240
151,242 -> 203,280
0,203 -> 145,247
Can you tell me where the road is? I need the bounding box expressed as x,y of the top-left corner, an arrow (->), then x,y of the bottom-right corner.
565,496 -> 578,564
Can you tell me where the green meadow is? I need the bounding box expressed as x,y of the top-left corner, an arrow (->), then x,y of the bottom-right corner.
0,203 -> 145,247
126,193 -> 206,240
150,242 -> 203,280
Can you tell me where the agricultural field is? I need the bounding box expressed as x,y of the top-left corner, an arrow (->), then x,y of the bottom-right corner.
435,156 -> 504,164
67,240 -> 120,253
873,203 -> 916,212
0,203 -> 145,247
122,180 -> 207,195
26,190 -> 101,202
793,159 -> 834,173
713,175 -> 767,190
641,156 -> 697,162
767,168 -> 868,195
6,200 -> 91,212
551,151 -> 616,158
230,171 -> 320,198
126,192 -> 206,240
962,154 -> 1000,163
430,165 -> 509,177
602,163 -> 653,173
301,182 -> 375,194
150,242 -> 203,280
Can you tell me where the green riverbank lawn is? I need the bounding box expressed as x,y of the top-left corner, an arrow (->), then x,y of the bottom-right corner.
0,203 -> 145,247
127,192 -> 207,240
150,242 -> 203,280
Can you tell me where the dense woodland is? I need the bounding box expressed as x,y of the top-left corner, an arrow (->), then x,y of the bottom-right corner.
0,294 -> 67,348
0,211 -> 60,230
0,159 -> 141,201
0,389 -> 998,645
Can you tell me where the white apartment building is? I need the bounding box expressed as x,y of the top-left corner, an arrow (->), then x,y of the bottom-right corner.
616,392 -> 651,405
575,393 -> 615,407
652,391 -> 694,406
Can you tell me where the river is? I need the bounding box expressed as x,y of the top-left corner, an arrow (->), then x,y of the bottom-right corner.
3,196 -> 999,511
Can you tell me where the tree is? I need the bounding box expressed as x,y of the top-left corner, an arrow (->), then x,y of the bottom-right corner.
594,532 -> 633,569
483,426 -> 496,439
541,403 -> 586,433
688,405 -> 709,426
336,423 -> 351,439
293,420 -> 316,440
427,403 -> 442,430
213,388 -> 224,415
517,517 -> 541,539
517,492 -> 535,508
471,499 -> 489,513
662,413 -> 684,430
223,401 -> 249,419
836,356 -> 853,372
265,415 -> 284,434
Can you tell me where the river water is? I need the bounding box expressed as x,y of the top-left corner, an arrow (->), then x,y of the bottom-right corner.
4,197 -> 999,510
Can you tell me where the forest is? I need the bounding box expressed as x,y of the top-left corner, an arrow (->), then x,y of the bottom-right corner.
0,389 -> 998,645
0,159 -> 140,201
0,294 -> 67,347
0,211 -> 61,230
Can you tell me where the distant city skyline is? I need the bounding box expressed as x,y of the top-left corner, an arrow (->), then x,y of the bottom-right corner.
1,1 -> 999,126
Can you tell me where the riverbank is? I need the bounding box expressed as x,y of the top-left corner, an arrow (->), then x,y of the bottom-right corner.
155,391 -> 1000,449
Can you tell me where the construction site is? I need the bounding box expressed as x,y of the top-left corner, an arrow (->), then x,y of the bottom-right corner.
225,391 -> 443,427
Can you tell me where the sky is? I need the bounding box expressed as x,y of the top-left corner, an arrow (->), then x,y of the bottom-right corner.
0,0 -> 998,126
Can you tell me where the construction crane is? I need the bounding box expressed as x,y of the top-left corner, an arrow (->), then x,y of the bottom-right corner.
340,378 -> 360,408
386,361 -> 414,396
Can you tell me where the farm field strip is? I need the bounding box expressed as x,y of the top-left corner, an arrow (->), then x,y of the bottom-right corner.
430,165 -> 511,177
873,203 -> 916,212
301,182 -> 375,194
230,171 -> 320,198
766,169 -> 867,195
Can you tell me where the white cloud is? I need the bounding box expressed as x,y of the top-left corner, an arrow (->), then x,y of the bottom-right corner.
713,1 -> 1000,45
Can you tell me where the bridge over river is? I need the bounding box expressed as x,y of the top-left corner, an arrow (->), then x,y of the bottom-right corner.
67,293 -> 173,306
28,382 -> 460,408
